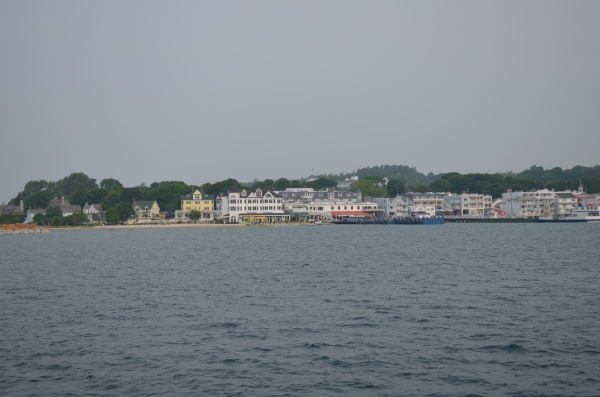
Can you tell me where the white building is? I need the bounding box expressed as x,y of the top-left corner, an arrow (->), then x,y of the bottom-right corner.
500,189 -> 556,217
444,193 -> 493,217
389,192 -> 449,218
218,188 -> 290,223
82,202 -> 103,222
336,175 -> 359,189
277,188 -> 362,204
554,192 -> 577,216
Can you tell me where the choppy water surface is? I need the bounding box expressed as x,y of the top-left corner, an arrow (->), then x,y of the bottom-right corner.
1,224 -> 599,396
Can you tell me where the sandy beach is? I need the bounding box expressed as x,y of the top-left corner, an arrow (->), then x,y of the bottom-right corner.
45,221 -> 328,231
51,223 -> 248,231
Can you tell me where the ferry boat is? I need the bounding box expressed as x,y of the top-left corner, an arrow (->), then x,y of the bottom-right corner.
539,203 -> 600,223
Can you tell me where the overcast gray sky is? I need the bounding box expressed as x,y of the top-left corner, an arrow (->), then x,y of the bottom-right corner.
2,1 -> 599,203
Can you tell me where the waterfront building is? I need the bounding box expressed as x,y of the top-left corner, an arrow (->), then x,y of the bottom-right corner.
49,197 -> 81,217
294,200 -> 382,220
82,202 -> 104,222
554,192 -> 577,216
0,201 -> 24,215
500,189 -> 556,217
374,197 -> 404,217
388,192 -> 449,218
24,208 -> 46,223
277,188 -> 362,204
132,199 -> 162,222
218,188 -> 290,223
174,190 -> 216,221
444,193 -> 493,217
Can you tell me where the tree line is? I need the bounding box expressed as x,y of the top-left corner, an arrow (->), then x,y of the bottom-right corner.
339,164 -> 600,198
7,164 -> 600,222
7,173 -> 341,222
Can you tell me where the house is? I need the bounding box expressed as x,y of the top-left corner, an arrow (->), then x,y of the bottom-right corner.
174,190 -> 215,221
218,188 -> 290,223
0,200 -> 24,215
25,208 -> 46,223
49,197 -> 81,217
82,202 -> 104,222
132,199 -> 162,222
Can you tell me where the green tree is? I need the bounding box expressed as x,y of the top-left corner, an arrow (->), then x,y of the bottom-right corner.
8,193 -> 23,206
311,178 -> 337,189
151,182 -> 192,212
274,178 -> 291,190
412,184 -> 430,193
32,213 -> 47,226
189,209 -> 201,222
429,179 -> 451,193
26,190 -> 52,209
350,176 -> 388,198
114,202 -> 135,222
17,179 -> 50,204
0,214 -> 26,224
51,216 -> 62,227
67,211 -> 88,226
105,208 -> 120,224
386,178 -> 406,197
45,204 -> 63,220
100,178 -> 124,190
121,187 -> 146,203
204,179 -> 242,196
102,190 -> 122,211
55,172 -> 97,200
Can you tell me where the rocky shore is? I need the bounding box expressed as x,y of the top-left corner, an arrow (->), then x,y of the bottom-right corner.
0,224 -> 48,235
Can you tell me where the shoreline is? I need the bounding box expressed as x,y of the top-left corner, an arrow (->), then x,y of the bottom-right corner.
44,221 -> 331,231
49,223 -> 248,231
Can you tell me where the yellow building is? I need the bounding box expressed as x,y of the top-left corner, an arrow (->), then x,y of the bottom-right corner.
133,200 -> 163,221
180,190 -> 214,212
175,190 -> 215,221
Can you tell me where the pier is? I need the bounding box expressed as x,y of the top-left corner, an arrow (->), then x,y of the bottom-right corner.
333,217 -> 445,225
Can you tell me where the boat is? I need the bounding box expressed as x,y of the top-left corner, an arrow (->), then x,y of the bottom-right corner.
539,202 -> 600,223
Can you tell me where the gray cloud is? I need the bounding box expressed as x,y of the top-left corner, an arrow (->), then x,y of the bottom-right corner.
2,1 -> 599,202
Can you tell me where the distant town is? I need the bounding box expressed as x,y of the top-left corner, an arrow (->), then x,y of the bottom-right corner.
1,164 -> 599,227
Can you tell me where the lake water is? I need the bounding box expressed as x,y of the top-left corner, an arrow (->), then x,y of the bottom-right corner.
1,224 -> 599,396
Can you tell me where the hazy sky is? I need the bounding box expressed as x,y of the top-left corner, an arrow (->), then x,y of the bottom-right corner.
2,1 -> 599,203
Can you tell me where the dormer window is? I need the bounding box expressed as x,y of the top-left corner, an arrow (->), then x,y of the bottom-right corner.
256,188 -> 262,197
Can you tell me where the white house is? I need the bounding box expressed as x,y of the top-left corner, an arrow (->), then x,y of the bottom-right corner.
82,202 -> 103,222
219,188 -> 290,223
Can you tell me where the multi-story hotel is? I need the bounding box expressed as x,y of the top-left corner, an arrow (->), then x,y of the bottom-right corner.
217,188 -> 290,223
174,189 -> 215,221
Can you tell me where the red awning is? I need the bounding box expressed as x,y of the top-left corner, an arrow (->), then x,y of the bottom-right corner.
331,211 -> 372,217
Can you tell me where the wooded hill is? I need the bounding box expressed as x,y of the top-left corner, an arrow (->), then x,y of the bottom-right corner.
7,165 -> 600,216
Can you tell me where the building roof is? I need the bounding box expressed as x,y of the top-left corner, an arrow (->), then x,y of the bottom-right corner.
555,192 -> 575,199
231,188 -> 282,198
135,200 -> 157,209
61,204 -> 82,212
